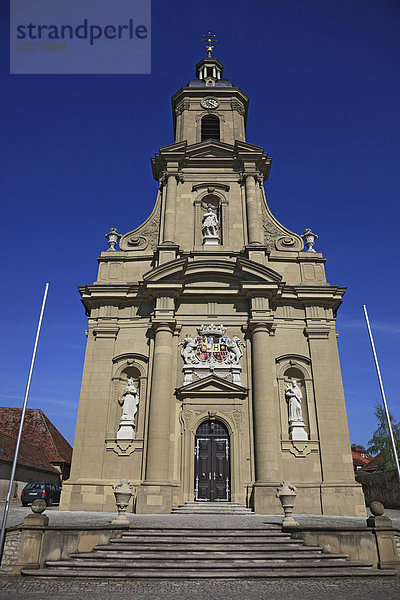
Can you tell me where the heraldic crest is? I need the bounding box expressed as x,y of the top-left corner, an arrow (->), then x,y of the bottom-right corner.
179,324 -> 244,385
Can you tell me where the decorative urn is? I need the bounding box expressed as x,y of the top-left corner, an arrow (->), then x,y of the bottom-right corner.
276,481 -> 299,526
301,228 -> 318,252
105,227 -> 121,251
111,479 -> 134,524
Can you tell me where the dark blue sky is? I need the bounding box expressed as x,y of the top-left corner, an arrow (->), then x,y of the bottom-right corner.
1,0 -> 399,448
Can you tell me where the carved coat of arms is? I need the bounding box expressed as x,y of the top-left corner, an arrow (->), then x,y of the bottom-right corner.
179,324 -> 243,367
195,335 -> 228,362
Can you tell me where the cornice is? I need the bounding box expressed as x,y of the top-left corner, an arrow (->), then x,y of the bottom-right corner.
151,139 -> 271,180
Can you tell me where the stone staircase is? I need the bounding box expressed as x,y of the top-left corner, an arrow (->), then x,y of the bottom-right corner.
21,525 -> 397,578
172,501 -> 253,514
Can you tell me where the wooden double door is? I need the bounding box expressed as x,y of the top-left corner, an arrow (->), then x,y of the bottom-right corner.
194,420 -> 231,501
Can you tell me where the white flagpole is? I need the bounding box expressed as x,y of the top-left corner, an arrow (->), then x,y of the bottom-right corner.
0,283 -> 49,562
363,304 -> 400,482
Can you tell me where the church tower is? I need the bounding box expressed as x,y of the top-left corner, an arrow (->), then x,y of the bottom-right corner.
60,40 -> 366,516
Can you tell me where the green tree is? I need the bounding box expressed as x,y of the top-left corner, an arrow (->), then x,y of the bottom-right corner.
351,444 -> 367,452
368,403 -> 400,471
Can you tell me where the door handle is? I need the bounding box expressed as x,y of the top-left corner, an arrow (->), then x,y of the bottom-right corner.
213,472 -> 216,480
209,472 -> 211,480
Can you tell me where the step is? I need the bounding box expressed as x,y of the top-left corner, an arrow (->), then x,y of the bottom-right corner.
98,542 -> 306,551
22,567 -> 397,578
70,551 -> 349,560
175,502 -> 243,507
87,543 -> 325,554
121,529 -> 284,537
171,510 -> 253,514
112,535 -> 292,544
44,559 -> 373,570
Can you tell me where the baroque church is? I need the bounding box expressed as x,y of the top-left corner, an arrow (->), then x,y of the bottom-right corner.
60,42 -> 365,516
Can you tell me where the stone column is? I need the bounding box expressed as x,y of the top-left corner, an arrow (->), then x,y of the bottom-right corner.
250,322 -> 282,513
136,322 -> 174,513
163,174 -> 178,244
245,174 -> 262,245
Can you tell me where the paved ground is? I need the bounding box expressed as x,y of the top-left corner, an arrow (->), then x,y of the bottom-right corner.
0,576 -> 399,600
2,501 -> 400,529
1,502 -> 399,598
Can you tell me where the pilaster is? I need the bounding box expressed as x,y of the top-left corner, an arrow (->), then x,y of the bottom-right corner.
305,326 -> 366,516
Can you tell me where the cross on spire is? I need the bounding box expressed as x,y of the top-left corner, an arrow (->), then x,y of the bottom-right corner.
202,32 -> 217,57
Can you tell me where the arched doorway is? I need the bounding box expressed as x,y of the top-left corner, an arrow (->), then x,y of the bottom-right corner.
194,420 -> 231,501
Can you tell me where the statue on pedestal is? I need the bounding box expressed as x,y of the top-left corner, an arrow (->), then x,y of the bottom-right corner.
285,379 -> 308,441
285,380 -> 303,422
202,204 -> 219,245
117,378 -> 139,441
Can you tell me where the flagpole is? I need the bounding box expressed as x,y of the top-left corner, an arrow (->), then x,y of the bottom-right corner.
0,283 -> 49,562
363,304 -> 400,482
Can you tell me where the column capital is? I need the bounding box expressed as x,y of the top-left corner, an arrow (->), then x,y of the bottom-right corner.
151,321 -> 176,335
248,320 -> 276,336
92,325 -> 119,340
304,326 -> 330,340
159,170 -> 184,187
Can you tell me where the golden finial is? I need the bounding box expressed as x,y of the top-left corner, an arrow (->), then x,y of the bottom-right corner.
202,31 -> 217,57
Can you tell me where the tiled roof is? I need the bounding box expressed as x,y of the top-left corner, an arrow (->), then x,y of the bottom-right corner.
360,453 -> 384,472
352,450 -> 370,468
0,408 -> 72,465
0,431 -> 58,473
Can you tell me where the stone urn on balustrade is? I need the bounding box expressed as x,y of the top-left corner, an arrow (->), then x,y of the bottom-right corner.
276,481 -> 299,526
111,479 -> 134,524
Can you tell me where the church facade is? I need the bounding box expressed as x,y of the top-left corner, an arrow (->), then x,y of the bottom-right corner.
60,49 -> 366,516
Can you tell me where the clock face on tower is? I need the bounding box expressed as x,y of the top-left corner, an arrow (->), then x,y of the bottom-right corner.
201,98 -> 219,109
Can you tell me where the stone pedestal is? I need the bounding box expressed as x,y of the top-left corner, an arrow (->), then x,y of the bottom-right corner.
13,513 -> 49,573
116,420 -> 135,441
367,514 -> 400,571
182,363 -> 242,385
289,420 -> 308,441
253,483 -> 282,514
203,234 -> 219,246
136,483 -> 173,515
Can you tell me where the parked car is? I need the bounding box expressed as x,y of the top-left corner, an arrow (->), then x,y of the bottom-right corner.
21,482 -> 61,506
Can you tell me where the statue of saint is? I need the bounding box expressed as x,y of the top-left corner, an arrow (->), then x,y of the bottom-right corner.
285,380 -> 303,423
119,378 -> 139,423
202,204 -> 219,240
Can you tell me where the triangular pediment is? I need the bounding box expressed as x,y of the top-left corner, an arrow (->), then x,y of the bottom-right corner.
186,140 -> 235,159
176,374 -> 247,399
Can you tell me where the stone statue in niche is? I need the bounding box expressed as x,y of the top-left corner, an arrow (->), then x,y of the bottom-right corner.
117,377 -> 139,441
285,380 -> 303,422
179,336 -> 200,364
202,204 -> 220,246
227,336 -> 244,365
285,379 -> 308,442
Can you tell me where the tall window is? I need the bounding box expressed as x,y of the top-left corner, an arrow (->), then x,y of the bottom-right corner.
201,114 -> 220,141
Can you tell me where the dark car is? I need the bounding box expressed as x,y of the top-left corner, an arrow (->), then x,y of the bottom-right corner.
21,482 -> 61,506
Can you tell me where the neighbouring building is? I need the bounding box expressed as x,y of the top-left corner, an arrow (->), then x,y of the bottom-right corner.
351,445 -> 371,473
60,45 -> 366,516
0,408 -> 72,500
